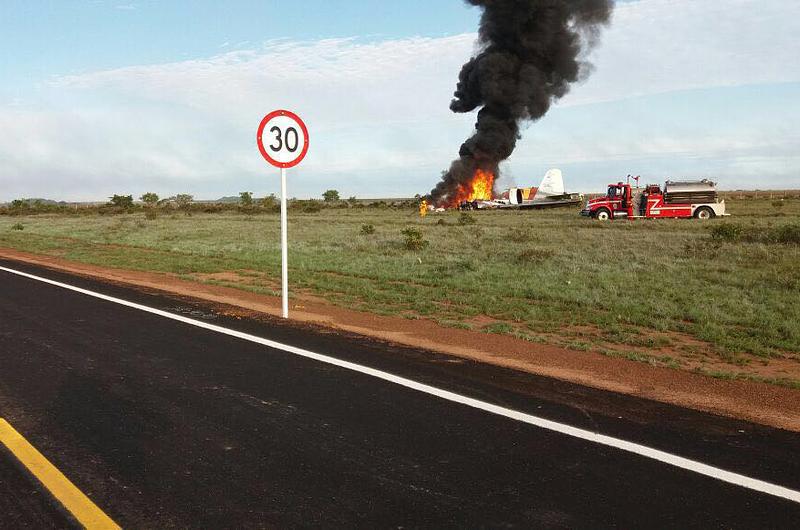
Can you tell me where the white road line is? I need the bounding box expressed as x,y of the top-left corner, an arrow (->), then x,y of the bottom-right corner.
2,264 -> 800,505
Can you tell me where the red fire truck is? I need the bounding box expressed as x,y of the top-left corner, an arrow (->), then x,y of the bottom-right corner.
581,179 -> 728,221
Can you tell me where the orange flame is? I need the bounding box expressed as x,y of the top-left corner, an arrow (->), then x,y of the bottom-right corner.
447,168 -> 495,208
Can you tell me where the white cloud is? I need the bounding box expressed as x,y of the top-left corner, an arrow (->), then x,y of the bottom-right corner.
565,0 -> 800,105
1,0 -> 798,201
53,35 -> 474,125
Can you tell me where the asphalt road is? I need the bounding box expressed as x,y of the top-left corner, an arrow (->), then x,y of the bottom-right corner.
1,258 -> 799,528
0,444 -> 73,529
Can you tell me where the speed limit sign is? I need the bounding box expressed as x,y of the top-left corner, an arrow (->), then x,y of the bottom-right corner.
256,110 -> 309,319
257,110 -> 309,168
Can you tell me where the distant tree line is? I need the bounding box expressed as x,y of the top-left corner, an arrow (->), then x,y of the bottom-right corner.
1,189 -> 420,217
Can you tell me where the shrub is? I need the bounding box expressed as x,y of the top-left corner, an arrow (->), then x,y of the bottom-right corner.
261,194 -> 277,207
144,209 -> 159,220
300,201 -> 322,213
140,192 -> 159,206
175,194 -> 194,209
710,223 -> 743,242
773,224 -> 800,245
239,191 -> 254,208
458,212 -> 477,225
710,222 -> 800,245
360,224 -> 375,235
401,227 -> 429,251
436,218 -> 449,226
108,194 -> 134,209
322,189 -> 340,202
202,204 -> 224,214
11,222 -> 24,231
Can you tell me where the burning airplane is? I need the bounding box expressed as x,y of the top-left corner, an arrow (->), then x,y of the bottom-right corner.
499,169 -> 581,209
428,0 -> 613,208
458,169 -> 582,210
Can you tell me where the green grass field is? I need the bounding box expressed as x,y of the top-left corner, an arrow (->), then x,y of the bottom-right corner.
2,198 -> 799,385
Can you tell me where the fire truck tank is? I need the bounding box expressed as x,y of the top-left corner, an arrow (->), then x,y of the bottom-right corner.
663,179 -> 717,204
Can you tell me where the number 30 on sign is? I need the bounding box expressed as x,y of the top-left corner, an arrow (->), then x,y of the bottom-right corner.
256,110 -> 309,169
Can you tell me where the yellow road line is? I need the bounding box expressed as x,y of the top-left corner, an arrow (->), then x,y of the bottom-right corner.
0,418 -> 120,529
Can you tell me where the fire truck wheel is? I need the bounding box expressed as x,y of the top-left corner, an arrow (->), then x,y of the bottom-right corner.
594,208 -> 611,221
694,206 -> 715,220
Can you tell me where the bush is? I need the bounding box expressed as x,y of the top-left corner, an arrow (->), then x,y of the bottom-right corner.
144,209 -> 159,220
239,191 -> 254,208
140,192 -> 159,206
260,194 -> 278,210
710,222 -> 800,245
710,223 -> 743,242
175,194 -> 194,209
401,227 -> 429,251
322,189 -> 340,202
298,201 -> 322,213
108,194 -> 134,209
436,218 -> 449,226
10,222 -> 24,231
773,224 -> 800,244
360,224 -> 375,235
458,212 -> 477,225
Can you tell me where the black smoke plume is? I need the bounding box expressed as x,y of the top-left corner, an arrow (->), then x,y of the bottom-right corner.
429,0 -> 613,204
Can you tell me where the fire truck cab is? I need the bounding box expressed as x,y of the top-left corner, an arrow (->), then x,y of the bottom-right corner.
581,179 -> 727,221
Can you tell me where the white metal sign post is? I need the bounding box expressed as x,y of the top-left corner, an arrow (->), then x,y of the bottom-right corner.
257,110 -> 309,319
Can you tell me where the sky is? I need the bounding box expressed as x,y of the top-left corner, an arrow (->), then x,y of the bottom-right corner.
0,0 -> 798,202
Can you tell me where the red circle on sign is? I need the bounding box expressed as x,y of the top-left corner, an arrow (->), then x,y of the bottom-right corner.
256,110 -> 310,169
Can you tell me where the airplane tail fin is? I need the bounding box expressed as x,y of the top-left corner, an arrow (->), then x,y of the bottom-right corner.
538,169 -> 565,197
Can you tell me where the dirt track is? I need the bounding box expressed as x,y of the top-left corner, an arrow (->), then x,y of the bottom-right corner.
1,247 -> 798,432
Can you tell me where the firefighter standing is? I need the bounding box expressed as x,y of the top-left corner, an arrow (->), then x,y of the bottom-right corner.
419,199 -> 428,218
